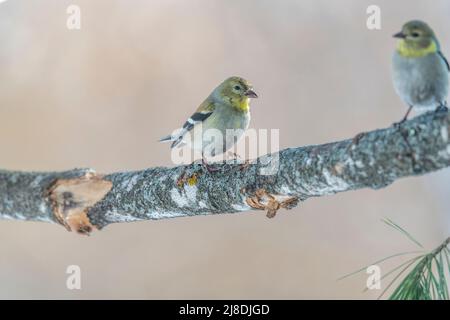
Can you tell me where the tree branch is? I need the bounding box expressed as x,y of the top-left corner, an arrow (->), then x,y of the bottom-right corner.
1,112 -> 450,234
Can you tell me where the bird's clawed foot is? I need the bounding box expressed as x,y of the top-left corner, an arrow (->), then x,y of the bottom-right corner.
202,158 -> 220,173
226,151 -> 239,162
226,151 -> 250,170
435,104 -> 448,116
238,159 -> 251,171
352,132 -> 366,145
393,105 -> 413,128
393,119 -> 407,128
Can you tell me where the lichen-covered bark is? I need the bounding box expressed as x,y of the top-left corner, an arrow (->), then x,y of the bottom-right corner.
0,168 -> 95,224
1,112 -> 450,233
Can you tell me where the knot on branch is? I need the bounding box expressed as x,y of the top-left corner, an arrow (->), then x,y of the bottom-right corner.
47,171 -> 112,235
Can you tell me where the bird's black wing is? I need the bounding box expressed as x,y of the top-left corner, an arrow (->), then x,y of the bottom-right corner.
181,109 -> 213,133
169,101 -> 215,149
438,51 -> 450,72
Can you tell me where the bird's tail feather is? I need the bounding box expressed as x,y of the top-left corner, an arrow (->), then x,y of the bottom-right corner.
159,134 -> 173,142
159,133 -> 186,149
170,136 -> 184,148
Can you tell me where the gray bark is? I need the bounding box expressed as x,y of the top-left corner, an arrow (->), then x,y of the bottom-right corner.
1,112 -> 450,233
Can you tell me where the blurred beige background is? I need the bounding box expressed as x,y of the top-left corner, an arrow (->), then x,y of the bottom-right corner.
0,0 -> 449,299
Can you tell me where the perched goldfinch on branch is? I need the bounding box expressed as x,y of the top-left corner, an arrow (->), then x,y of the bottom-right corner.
160,76 -> 258,168
392,20 -> 449,123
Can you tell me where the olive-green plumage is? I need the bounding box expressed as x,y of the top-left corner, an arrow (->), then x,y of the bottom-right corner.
392,20 -> 449,122
160,76 -> 258,159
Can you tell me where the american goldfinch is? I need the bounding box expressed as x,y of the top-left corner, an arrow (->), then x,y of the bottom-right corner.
392,20 -> 449,124
160,76 -> 258,168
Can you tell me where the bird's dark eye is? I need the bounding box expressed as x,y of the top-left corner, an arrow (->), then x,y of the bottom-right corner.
234,85 -> 241,91
411,32 -> 420,38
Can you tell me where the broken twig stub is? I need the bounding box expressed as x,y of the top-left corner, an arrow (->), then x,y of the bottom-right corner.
47,172 -> 112,234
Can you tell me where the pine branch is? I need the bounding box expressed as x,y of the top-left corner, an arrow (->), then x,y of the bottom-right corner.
1,112 -> 450,235
388,237 -> 450,300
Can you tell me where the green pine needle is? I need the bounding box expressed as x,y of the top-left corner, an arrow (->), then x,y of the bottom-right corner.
381,217 -> 424,248
341,218 -> 450,300
388,237 -> 450,300
337,250 -> 423,281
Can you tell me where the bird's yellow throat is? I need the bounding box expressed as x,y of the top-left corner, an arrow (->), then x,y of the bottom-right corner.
397,39 -> 438,58
232,97 -> 250,112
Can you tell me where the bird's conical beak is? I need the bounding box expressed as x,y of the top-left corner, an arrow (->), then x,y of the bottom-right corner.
393,31 -> 406,39
244,89 -> 258,98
